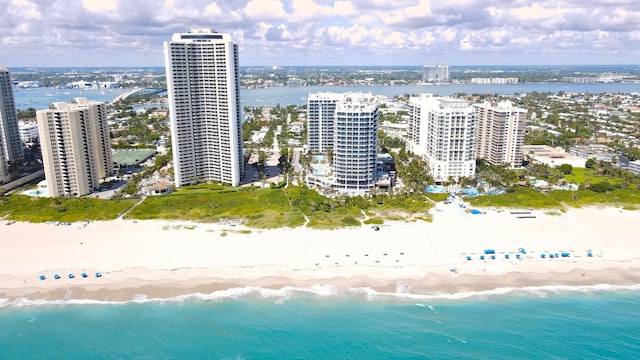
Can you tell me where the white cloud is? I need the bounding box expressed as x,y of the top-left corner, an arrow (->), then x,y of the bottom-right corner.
204,2 -> 221,16
244,0 -> 286,20
291,0 -> 334,20
10,0 -> 42,20
438,28 -> 457,42
460,33 -> 473,51
334,1 -> 355,15
82,0 -> 118,13
490,29 -> 508,44
382,0 -> 433,26
2,0 -> 640,66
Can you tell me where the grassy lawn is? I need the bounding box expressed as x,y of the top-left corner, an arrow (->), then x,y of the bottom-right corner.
4,180 -> 636,229
367,194 -> 433,221
562,167 -> 593,184
467,188 -> 563,209
425,193 -> 449,202
562,167 -> 622,185
0,195 -> 138,222
127,187 -> 305,228
549,189 -> 640,208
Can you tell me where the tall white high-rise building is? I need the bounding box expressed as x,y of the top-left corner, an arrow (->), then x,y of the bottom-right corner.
0,67 -> 23,182
473,101 -> 527,168
422,65 -> 449,83
307,92 -> 342,153
307,92 -> 379,195
164,28 -> 243,187
333,93 -> 379,194
407,94 -> 476,182
36,98 -> 114,197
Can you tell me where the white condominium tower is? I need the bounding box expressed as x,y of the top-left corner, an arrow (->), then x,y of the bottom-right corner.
473,101 -> 527,168
422,65 -> 449,83
307,92 -> 379,195
407,94 -> 476,182
164,28 -> 243,187
307,92 -> 342,153
333,93 -> 379,194
0,67 -> 23,182
36,98 -> 114,197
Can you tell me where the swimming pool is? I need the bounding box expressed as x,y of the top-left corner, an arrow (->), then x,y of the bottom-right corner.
425,185 -> 447,193
22,189 -> 49,197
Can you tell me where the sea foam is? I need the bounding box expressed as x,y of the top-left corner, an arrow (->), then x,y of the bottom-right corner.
1,283 -> 639,308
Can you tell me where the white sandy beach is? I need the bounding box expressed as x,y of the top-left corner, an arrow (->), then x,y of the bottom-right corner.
1,204 -> 640,301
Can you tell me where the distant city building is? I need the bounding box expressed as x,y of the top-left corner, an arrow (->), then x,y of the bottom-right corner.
569,144 -> 619,163
407,94 -> 476,182
627,160 -> 640,175
0,67 -> 23,167
306,92 -> 379,195
470,77 -> 519,84
562,77 -> 597,84
422,65 -> 449,83
18,120 -> 39,143
164,28 -> 243,187
473,101 -> 527,168
36,98 -> 113,197
522,145 -> 586,168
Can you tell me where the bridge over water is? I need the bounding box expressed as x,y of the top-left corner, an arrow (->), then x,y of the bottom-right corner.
111,88 -> 166,103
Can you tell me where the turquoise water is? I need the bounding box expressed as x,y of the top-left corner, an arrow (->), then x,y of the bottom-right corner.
1,286 -> 639,359
21,189 -> 49,197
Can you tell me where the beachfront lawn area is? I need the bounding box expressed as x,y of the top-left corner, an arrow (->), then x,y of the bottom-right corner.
425,193 -> 449,202
367,194 -> 433,221
127,187 -> 306,228
562,167 -> 594,184
0,195 -> 138,222
467,188 -> 563,209
549,188 -> 640,208
130,185 -> 436,230
283,186 -> 366,229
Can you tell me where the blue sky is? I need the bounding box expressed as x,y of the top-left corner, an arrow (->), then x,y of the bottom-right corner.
1,0 -> 639,67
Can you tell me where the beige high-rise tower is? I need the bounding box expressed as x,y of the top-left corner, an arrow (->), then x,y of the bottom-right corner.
164,28 -> 243,187
407,94 -> 476,182
473,101 -> 527,168
36,98 -> 113,197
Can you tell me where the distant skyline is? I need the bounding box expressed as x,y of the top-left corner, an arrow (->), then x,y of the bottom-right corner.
1,0 -> 639,67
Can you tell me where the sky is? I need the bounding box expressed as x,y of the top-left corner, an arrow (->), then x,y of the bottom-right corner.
1,0 -> 639,67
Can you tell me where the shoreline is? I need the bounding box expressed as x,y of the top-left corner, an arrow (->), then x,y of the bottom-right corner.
2,205 -> 640,303
2,264 -> 640,303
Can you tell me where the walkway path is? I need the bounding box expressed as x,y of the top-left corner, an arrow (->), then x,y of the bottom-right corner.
117,196 -> 146,220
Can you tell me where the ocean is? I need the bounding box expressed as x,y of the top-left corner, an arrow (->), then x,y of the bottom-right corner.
1,285 -> 639,359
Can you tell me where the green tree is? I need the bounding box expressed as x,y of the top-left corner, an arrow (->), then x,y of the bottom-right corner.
589,181 -> 613,193
557,164 -> 573,175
